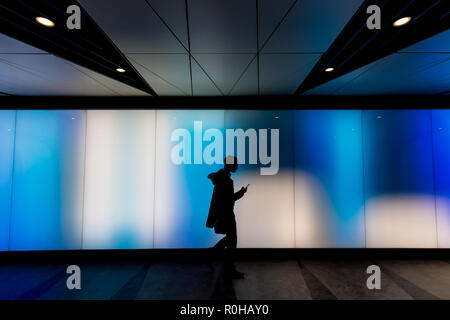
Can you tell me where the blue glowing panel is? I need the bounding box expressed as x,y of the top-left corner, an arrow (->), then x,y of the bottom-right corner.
82,110 -> 156,249
0,111 -> 15,251
154,110 -> 225,248
293,110 -> 365,248
9,111 -> 86,251
363,110 -> 437,248
432,110 -> 450,248
224,110 -> 295,248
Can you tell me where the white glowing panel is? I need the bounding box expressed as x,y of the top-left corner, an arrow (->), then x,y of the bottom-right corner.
224,110 -> 295,248
82,110 -> 156,249
154,110 -> 224,248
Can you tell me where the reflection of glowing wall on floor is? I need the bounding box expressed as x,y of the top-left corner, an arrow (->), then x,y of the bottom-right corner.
0,109 -> 449,250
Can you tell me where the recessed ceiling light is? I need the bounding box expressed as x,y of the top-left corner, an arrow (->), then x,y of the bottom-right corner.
325,67 -> 334,72
116,68 -> 126,73
35,17 -> 55,27
393,17 -> 411,27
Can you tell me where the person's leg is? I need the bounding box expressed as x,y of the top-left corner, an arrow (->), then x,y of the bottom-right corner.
213,235 -> 228,249
208,234 -> 228,270
224,219 -> 244,278
226,224 -> 237,271
227,227 -> 237,249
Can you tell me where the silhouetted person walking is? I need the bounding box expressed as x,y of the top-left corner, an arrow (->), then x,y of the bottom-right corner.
206,156 -> 248,279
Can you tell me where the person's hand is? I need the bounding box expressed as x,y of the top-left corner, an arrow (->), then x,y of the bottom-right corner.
240,184 -> 250,194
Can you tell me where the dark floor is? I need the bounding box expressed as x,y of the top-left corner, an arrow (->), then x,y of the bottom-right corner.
0,259 -> 449,300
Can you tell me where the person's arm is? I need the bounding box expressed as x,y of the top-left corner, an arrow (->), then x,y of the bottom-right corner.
234,184 -> 249,201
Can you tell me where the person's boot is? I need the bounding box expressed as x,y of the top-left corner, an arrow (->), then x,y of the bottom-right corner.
230,270 -> 245,279
225,262 -> 245,279
206,247 -> 215,271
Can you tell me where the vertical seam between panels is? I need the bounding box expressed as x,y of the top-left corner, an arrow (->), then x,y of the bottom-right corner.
185,0 -> 194,96
429,110 -> 439,248
292,111 -> 297,248
360,110 -> 368,248
80,110 -> 88,249
256,0 -> 260,95
152,110 -> 158,248
7,110 -> 18,251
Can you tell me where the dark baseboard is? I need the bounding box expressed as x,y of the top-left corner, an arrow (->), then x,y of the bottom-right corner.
0,248 -> 449,263
0,95 -> 449,109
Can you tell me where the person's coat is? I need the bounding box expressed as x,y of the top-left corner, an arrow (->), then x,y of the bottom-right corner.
206,169 -> 245,234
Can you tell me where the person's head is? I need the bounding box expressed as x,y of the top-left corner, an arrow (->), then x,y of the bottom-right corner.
224,155 -> 239,173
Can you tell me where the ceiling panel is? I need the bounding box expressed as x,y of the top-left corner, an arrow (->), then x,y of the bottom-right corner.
262,0 -> 364,53
303,60 -> 382,95
188,0 -> 257,53
191,59 -> 221,95
0,0 -> 154,94
147,0 -> 189,48
130,59 -> 187,96
0,33 -> 44,54
0,54 -> 114,96
1,1 -> 447,96
260,53 -> 320,95
335,53 -> 450,95
229,57 -> 258,95
308,53 -> 450,95
258,0 -> 296,50
401,30 -> 450,53
128,54 -> 191,95
296,0 -> 449,94
193,54 -> 255,95
0,34 -> 149,96
78,0 -> 185,53
306,30 -> 450,95
67,63 -> 149,96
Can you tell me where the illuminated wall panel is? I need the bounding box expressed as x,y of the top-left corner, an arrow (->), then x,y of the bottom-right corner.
0,111 -> 15,251
294,110 -> 365,248
82,110 -> 156,249
9,111 -> 86,251
363,110 -> 437,248
1,109 -> 445,250
154,110 -> 224,248
224,110 -> 295,248
432,110 -> 450,248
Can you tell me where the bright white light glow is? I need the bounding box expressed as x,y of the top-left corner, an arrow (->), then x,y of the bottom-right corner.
35,17 -> 55,27
393,17 -> 411,27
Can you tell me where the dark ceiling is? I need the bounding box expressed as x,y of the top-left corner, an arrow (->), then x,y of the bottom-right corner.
0,0 -> 448,96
